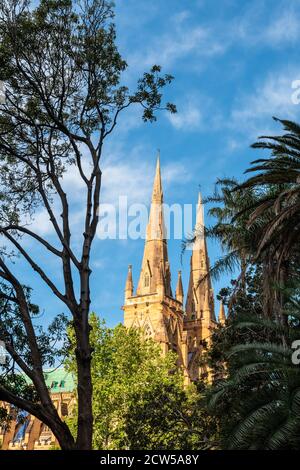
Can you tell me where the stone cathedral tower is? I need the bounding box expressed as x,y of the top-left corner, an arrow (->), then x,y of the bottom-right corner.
122,157 -> 220,383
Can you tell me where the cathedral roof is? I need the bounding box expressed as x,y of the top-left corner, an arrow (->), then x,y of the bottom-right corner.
23,368 -> 75,393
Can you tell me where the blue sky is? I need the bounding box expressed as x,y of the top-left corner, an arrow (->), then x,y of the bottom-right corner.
16,0 -> 300,329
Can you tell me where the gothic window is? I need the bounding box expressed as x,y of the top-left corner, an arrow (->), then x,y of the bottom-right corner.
144,273 -> 150,287
41,423 -> 50,433
144,323 -> 152,338
61,402 -> 68,417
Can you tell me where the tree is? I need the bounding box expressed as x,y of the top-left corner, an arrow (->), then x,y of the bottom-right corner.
123,381 -> 219,450
0,0 -> 176,449
204,185 -> 300,448
208,292 -> 300,449
234,118 -> 300,320
189,117 -> 300,321
198,119 -> 300,447
208,265 -> 265,382
66,315 -> 218,450
183,178 -> 280,317
240,117 -> 300,264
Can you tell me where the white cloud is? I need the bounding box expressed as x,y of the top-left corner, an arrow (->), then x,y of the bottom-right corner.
227,3 -> 300,49
60,162 -> 87,194
101,161 -> 153,205
121,2 -> 300,89
128,11 -> 225,71
163,161 -> 191,186
166,93 -> 221,132
171,10 -> 191,25
97,153 -> 192,240
22,209 -> 54,237
263,10 -> 300,45
20,141 -> 192,247
230,69 -> 300,138
152,27 -> 224,68
101,156 -> 192,205
91,259 -> 106,269
226,138 -> 243,152
167,102 -> 202,130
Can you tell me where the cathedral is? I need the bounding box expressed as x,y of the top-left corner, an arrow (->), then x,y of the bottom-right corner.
0,156 -> 226,450
122,157 -> 226,384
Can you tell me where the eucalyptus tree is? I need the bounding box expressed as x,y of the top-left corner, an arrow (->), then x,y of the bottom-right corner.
0,0 -> 176,449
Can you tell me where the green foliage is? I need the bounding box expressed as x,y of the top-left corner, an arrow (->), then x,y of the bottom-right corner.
0,0 -> 176,449
209,314 -> 300,449
202,117 -> 300,450
123,381 -> 219,450
0,0 -> 176,227
239,117 -> 300,261
208,268 -> 300,449
0,405 -> 10,428
0,280 -> 67,396
66,314 -> 218,450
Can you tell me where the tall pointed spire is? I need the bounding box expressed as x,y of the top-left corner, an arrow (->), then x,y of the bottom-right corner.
196,192 -> 204,230
124,265 -> 133,302
151,153 -> 163,203
136,154 -> 172,296
176,270 -> 184,304
218,300 -> 226,325
194,192 -> 207,262
185,193 -> 216,322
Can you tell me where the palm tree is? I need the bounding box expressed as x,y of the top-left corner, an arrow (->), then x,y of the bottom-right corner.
200,118 -> 300,449
208,298 -> 300,449
204,179 -> 264,291
186,118 -> 300,321
238,118 -> 300,278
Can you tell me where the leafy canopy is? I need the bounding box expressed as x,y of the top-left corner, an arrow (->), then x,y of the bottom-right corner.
66,314 -> 218,450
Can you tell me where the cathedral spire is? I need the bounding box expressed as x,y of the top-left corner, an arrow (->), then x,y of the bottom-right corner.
151,153 -> 163,203
218,300 -> 226,325
136,155 -> 172,296
185,192 -> 216,322
196,192 -> 204,230
124,264 -> 133,302
175,270 -> 184,304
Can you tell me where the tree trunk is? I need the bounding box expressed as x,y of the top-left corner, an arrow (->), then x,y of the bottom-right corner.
49,417 -> 76,450
74,314 -> 93,450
